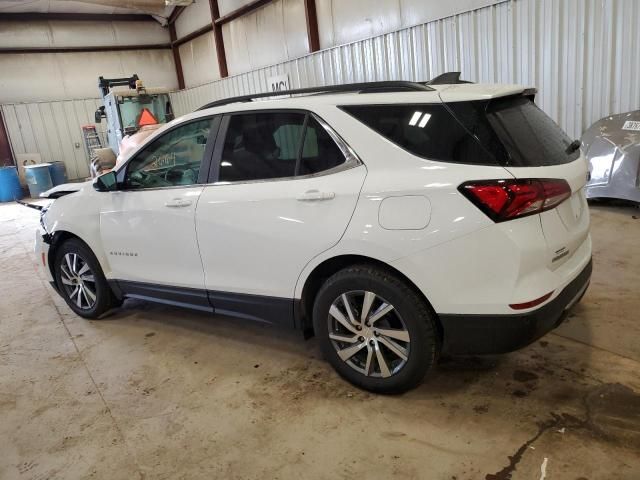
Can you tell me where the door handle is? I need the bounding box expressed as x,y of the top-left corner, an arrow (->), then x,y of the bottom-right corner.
165,198 -> 192,208
296,190 -> 335,201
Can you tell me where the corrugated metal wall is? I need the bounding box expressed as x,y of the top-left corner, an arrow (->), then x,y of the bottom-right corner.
170,0 -> 640,140
1,99 -> 105,180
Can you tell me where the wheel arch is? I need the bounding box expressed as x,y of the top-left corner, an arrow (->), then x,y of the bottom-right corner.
47,231 -> 100,289
297,254 -> 442,340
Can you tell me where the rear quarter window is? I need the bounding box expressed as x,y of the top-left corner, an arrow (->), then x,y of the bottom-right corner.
341,97 -> 579,167
340,104 -> 499,166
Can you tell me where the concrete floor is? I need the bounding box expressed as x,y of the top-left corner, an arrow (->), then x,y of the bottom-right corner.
1,200 -> 639,480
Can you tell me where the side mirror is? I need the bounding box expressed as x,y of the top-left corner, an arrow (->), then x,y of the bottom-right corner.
93,171 -> 118,192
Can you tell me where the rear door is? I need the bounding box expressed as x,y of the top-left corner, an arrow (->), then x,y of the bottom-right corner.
485,96 -> 590,269
195,110 -> 366,314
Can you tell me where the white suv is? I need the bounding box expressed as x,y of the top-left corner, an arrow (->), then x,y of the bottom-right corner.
35,78 -> 592,393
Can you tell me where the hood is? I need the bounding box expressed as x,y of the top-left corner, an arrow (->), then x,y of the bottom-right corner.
582,110 -> 640,153
41,180 -> 92,199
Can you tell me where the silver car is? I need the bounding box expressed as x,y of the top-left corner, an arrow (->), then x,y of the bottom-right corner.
583,110 -> 640,203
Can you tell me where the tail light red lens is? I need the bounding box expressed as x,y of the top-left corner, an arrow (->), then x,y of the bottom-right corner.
509,291 -> 554,310
459,179 -> 571,222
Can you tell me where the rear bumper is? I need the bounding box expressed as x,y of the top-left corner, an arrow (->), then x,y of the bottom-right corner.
439,258 -> 592,354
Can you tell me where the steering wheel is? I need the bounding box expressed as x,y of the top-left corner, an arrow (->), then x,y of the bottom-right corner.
128,169 -> 149,187
164,164 -> 197,184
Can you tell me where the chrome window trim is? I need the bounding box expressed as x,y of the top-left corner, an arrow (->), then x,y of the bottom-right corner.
108,184 -> 206,193
311,113 -> 362,168
209,160 -> 362,186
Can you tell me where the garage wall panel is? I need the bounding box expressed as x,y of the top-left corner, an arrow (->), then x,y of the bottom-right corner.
0,50 -> 178,103
314,0 -> 505,49
0,20 -> 169,49
218,0 -> 256,17
1,99 -> 105,180
175,0 -> 213,39
222,0 -> 308,77
179,32 -> 221,88
171,0 -> 640,140
400,0 -> 503,29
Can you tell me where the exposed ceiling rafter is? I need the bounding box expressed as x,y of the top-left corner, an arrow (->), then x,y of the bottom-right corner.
0,12 -> 156,22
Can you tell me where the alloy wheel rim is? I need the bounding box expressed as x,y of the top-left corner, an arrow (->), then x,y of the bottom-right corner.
327,291 -> 410,378
60,253 -> 97,310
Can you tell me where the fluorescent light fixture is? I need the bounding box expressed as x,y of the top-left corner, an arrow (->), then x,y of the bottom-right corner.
409,111 -> 423,126
418,113 -> 432,128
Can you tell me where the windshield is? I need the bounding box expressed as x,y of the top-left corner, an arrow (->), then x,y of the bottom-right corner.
118,94 -> 172,130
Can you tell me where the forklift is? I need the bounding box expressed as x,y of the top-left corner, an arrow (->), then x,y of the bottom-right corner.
91,74 -> 174,174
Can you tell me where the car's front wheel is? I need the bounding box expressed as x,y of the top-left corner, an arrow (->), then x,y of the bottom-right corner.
313,265 -> 439,394
53,238 -> 115,319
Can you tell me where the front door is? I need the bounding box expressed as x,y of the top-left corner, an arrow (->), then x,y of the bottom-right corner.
100,117 -> 216,302
196,110 -> 366,321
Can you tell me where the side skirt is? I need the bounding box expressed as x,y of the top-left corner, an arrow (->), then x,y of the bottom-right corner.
110,280 -> 297,328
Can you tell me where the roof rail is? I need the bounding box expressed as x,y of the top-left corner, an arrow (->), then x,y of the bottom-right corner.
426,72 -> 474,85
196,80 -> 434,111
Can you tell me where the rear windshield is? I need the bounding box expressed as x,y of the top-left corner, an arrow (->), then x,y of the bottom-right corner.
483,96 -> 579,166
341,97 -> 578,167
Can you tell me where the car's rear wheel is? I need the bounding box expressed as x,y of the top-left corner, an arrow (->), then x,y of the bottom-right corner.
54,238 -> 115,319
313,265 -> 439,393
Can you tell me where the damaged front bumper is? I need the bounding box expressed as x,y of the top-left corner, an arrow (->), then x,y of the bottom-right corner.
34,228 -> 54,284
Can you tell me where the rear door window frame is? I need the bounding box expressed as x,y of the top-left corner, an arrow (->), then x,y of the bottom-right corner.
207,108 -> 361,185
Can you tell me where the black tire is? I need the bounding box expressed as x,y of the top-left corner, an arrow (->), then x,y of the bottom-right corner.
313,264 -> 439,394
53,238 -> 115,319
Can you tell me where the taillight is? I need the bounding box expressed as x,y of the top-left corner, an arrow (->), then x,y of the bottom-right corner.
459,179 -> 571,222
509,291 -> 554,310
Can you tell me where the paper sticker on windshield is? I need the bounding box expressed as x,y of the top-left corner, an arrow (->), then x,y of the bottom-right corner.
622,120 -> 640,131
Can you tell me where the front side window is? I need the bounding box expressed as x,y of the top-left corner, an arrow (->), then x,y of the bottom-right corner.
124,118 -> 212,189
218,111 -> 347,183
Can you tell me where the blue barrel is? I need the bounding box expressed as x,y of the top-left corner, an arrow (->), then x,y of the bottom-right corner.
48,161 -> 68,186
24,164 -> 53,198
0,166 -> 23,202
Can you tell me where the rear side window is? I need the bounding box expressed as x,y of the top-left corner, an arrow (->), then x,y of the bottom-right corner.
298,117 -> 346,175
341,104 -> 498,165
218,111 -> 346,182
219,112 -> 304,182
485,96 -> 579,166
